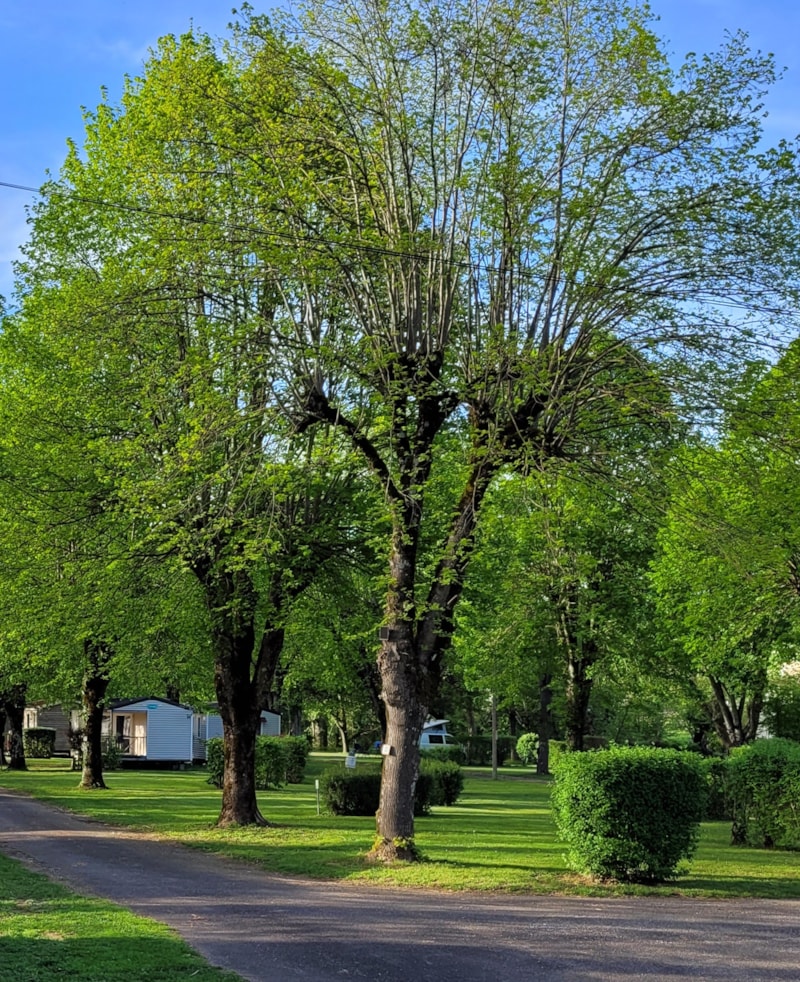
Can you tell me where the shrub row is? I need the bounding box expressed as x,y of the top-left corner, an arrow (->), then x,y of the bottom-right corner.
551,746 -> 707,883
727,738 -> 800,848
206,736 -> 308,789
322,759 -> 463,816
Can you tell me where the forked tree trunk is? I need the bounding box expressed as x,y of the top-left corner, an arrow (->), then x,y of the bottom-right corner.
79,657 -> 109,789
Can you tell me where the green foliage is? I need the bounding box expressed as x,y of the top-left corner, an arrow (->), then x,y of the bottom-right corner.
22,727 -> 56,758
206,736 -> 309,790
419,745 -> 465,765
283,737 -> 310,784
462,735 -> 516,766
516,733 -> 539,766
420,759 -> 464,807
763,676 -> 800,741
321,762 -> 451,816
551,747 -> 707,883
726,738 -> 800,849
699,756 -> 732,821
321,770 -> 381,816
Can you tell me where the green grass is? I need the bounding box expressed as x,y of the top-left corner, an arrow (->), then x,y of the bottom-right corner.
0,852 -> 241,981
1,754 -> 799,898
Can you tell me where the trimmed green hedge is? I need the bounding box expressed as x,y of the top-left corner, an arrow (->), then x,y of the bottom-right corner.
23,727 -> 56,758
727,738 -> 800,848
322,759 -> 463,816
551,746 -> 707,883
206,736 -> 308,789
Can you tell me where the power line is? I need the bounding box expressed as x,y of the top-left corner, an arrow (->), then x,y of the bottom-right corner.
0,179 -> 499,278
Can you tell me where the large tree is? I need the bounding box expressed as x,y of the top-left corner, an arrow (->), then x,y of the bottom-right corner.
231,0 -> 799,857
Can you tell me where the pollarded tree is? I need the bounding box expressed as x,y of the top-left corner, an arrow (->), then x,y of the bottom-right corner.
230,0 -> 800,857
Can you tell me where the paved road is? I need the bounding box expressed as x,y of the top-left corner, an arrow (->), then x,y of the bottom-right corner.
1,787 -> 798,982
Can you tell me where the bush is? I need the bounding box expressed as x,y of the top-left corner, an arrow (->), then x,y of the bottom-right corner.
101,737 -> 123,771
206,736 -> 309,789
283,737 -> 310,784
700,756 -> 732,821
322,770 -> 381,816
516,733 -> 539,766
322,763 -> 443,816
551,746 -> 707,883
421,759 -> 463,806
23,727 -> 56,759
726,738 -> 800,849
419,745 -> 464,765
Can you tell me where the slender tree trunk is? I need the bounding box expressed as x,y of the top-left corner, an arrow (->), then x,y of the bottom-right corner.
79,656 -> 109,789
3,685 -> 28,771
536,672 -> 554,775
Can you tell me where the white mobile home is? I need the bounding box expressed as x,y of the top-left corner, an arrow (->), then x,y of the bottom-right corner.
192,709 -> 281,761
419,718 -> 458,749
106,698 -> 194,763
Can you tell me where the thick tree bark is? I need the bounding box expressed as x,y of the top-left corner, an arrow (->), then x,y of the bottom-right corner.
3,685 -> 28,771
79,647 -> 110,789
371,633 -> 427,861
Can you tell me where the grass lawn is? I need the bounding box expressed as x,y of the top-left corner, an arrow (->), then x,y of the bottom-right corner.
1,754 -> 798,899
0,852 -> 241,981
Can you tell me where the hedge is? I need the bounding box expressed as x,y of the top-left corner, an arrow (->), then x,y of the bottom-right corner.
726,738 -> 800,849
322,759 -> 463,816
551,746 -> 707,883
206,736 -> 309,789
22,727 -> 56,759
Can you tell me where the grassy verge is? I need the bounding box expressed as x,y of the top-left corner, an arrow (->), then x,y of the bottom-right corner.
0,851 -> 241,981
1,754 -> 798,899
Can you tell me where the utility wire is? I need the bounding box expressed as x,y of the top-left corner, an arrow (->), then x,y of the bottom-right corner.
0,178 -> 502,278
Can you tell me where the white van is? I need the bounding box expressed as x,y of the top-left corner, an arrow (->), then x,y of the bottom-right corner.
419,718 -> 458,749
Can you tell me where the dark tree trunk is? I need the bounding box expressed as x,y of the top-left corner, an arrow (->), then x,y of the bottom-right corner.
565,642 -> 596,752
165,683 -> 181,703
0,706 -> 7,766
79,644 -> 110,789
3,684 -> 27,771
536,672 -> 554,775
193,556 -> 297,828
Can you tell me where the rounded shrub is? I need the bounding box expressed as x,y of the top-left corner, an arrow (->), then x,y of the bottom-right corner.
516,733 -> 539,766
551,746 -> 707,883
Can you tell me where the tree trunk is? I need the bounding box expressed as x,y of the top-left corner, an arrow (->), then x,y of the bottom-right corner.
369,631 -> 427,862
0,706 -> 7,766
217,704 -> 262,827
565,644 -> 596,751
3,685 -> 27,771
79,664 -> 109,789
708,676 -> 763,751
536,672 -> 554,775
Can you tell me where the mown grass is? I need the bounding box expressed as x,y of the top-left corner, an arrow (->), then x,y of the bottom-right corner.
0,852 -> 241,981
1,754 -> 798,899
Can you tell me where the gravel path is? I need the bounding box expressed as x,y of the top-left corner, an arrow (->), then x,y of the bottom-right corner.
1,787 -> 798,981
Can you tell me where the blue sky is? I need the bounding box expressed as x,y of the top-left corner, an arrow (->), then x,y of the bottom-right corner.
2,0 -> 800,302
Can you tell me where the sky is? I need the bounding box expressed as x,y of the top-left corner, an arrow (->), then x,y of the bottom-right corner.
2,0 -> 800,303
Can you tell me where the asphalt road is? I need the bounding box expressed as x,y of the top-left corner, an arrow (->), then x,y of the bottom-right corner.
0,787 -> 798,982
